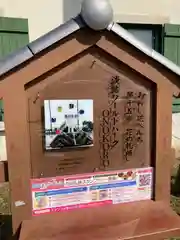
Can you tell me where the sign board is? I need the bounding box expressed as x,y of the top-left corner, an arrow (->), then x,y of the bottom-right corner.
31,167 -> 153,216
2,16 -> 179,239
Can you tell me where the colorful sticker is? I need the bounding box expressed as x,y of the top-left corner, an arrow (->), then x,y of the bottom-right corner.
44,100 -> 93,150
57,106 -> 62,112
31,167 -> 153,216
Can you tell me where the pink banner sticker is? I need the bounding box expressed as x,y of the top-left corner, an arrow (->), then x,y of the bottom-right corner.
31,167 -> 153,216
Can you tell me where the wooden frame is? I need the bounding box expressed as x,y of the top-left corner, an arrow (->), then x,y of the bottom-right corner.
1,29 -> 180,239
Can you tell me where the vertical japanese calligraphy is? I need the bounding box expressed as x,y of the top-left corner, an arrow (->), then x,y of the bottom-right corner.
99,76 -> 120,169
123,91 -> 146,161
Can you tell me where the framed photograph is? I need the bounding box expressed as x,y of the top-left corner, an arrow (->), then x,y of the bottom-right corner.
44,99 -> 93,150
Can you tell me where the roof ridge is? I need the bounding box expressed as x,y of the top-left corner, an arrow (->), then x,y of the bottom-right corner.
0,13 -> 180,79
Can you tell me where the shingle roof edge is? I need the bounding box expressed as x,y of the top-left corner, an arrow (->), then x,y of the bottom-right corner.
0,15 -> 180,79
109,22 -> 180,77
0,15 -> 85,77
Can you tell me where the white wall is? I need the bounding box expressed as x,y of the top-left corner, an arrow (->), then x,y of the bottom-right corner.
0,0 -> 63,41
0,0 -> 180,41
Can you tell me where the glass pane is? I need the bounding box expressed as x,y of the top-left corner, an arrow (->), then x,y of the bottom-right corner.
128,29 -> 153,49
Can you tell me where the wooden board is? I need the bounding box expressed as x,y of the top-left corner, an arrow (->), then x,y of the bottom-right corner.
27,55 -> 153,178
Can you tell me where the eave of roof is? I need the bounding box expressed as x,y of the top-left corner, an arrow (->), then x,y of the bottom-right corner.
109,22 -> 180,77
0,14 -> 180,79
0,15 -> 85,77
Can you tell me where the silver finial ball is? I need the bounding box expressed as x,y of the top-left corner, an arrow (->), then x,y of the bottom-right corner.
81,0 -> 113,30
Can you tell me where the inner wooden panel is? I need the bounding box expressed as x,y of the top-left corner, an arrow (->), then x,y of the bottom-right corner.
28,55 -> 153,178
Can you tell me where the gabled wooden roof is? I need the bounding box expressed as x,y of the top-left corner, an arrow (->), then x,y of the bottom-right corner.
0,15 -> 180,79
